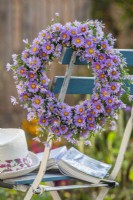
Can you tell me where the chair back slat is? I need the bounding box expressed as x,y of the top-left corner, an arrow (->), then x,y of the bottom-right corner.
60,48 -> 133,66
52,76 -> 133,95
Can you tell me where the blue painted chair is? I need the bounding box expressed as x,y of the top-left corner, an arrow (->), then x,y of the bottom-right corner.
0,48 -> 133,200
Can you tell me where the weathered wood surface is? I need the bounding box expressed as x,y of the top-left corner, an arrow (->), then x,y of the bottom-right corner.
53,76 -> 133,95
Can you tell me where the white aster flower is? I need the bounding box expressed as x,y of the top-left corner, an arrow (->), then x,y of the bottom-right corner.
55,12 -> 59,17
23,38 -> 29,44
27,112 -> 36,121
84,140 -> 92,146
6,63 -> 12,71
10,96 -> 18,105
33,137 -> 41,143
12,54 -> 17,60
129,95 -> 133,101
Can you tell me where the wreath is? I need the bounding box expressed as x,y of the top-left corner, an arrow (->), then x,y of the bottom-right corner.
7,16 -> 131,144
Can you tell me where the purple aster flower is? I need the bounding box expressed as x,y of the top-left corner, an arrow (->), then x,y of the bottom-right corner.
101,40 -> 109,50
45,90 -> 54,99
22,50 -> 29,63
40,86 -> 47,94
53,44 -> 62,57
84,38 -> 94,48
105,59 -> 113,68
98,54 -> 106,62
81,129 -> 89,139
108,69 -> 120,80
98,72 -> 107,82
60,125 -> 68,135
60,30 -> 70,41
51,23 -> 63,32
91,93 -> 99,102
47,102 -> 54,113
28,81 -> 39,93
69,27 -> 78,36
114,99 -> 126,109
38,30 -> 47,39
92,62 -> 103,72
124,106 -> 131,112
30,44 -> 39,55
27,71 -> 37,81
42,43 -> 54,54
85,47 -> 96,57
46,32 -> 53,40
72,36 -> 84,47
82,100 -> 92,109
109,82 -> 121,94
100,88 -> 110,100
109,121 -> 116,130
74,115 -> 86,128
78,24 -> 88,35
51,118 -> 61,127
33,38 -> 40,45
87,122 -> 96,131
40,75 -> 50,86
92,36 -> 99,44
64,132 -> 73,140
18,66 -> 27,77
32,95 -> 43,109
58,102 -> 68,109
27,56 -> 41,70
39,50 -> 48,60
51,126 -> 60,136
98,117 -> 106,126
39,115 -> 48,126
92,101 -> 104,114
105,97 -> 114,106
75,105 -> 85,115
105,106 -> 114,116
111,55 -> 120,66
60,107 -> 72,120
86,114 -> 95,123
19,92 -> 30,101
88,109 -> 98,118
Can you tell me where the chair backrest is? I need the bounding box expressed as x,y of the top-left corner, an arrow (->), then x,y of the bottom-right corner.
24,48 -> 133,200
52,49 -> 133,95
52,48 -> 133,200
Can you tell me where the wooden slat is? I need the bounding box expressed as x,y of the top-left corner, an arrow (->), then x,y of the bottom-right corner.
60,48 -> 133,66
53,76 -> 94,94
3,173 -> 71,185
53,76 -> 133,95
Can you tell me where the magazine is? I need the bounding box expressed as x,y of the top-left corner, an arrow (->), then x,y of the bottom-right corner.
37,146 -> 67,170
37,146 -> 111,184
57,147 -> 112,183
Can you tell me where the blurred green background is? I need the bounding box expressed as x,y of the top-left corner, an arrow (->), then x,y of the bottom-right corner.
0,0 -> 133,199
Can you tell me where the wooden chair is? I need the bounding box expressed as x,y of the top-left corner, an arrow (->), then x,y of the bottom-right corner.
0,48 -> 133,200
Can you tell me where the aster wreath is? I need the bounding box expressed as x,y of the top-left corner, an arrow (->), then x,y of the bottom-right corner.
7,17 -> 132,144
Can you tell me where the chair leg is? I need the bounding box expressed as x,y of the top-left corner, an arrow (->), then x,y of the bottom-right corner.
96,107 -> 133,200
46,182 -> 62,200
96,187 -> 109,200
24,134 -> 53,200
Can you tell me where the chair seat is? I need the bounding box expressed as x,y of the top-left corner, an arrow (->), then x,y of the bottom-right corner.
3,172 -> 71,185
2,171 -> 118,189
